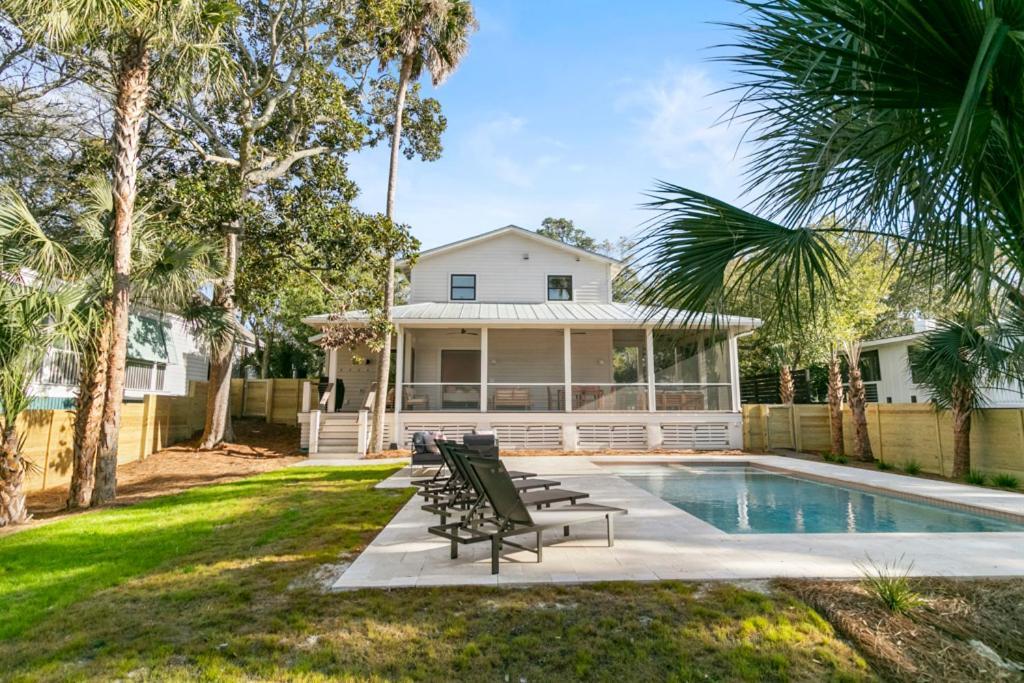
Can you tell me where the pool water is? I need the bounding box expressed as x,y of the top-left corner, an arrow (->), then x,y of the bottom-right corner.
605,464 -> 1024,534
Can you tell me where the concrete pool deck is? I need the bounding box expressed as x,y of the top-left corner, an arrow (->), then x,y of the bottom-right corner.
319,454 -> 1024,589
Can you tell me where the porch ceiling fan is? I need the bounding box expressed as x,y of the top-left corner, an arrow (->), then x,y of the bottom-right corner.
459,328 -> 479,336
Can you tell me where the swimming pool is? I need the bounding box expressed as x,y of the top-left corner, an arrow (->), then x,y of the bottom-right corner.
604,464 -> 1024,534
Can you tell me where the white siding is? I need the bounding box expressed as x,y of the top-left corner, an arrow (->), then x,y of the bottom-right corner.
333,344 -> 378,411
404,329 -> 481,382
488,329 -> 564,383
408,232 -> 612,304
872,340 -> 1024,407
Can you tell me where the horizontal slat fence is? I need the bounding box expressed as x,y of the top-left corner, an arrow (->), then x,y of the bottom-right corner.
743,403 -> 1024,477
20,378 -> 306,494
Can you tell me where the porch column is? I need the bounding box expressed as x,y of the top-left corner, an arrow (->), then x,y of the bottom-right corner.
479,326 -> 488,412
728,332 -> 741,412
645,327 -> 656,412
327,347 -> 338,412
563,327 -> 572,412
394,326 -> 404,413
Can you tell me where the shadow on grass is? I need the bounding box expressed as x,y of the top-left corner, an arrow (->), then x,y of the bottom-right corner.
0,466 -> 406,641
1,462 -> 872,681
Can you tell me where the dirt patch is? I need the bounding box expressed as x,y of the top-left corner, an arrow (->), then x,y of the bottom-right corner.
364,448 -> 747,459
18,419 -> 303,525
779,577 -> 1024,682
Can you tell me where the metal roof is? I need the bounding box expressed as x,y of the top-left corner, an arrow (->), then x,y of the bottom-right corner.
303,301 -> 760,329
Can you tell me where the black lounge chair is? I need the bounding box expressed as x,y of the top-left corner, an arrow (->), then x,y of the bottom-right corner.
423,446 -> 590,524
417,440 -> 553,503
429,454 -> 627,575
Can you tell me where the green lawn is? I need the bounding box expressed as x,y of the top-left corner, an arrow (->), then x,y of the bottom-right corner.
0,466 -> 872,682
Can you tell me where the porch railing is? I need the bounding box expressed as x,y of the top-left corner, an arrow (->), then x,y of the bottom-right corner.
571,384 -> 648,411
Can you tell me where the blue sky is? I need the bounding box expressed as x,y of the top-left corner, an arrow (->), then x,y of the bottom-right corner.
348,1 -> 751,250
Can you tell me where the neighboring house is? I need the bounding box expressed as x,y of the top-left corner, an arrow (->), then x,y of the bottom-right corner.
861,325 -> 1024,407
32,306 -> 255,409
301,225 -> 761,454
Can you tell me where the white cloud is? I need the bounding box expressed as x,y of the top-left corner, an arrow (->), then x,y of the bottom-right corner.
618,65 -> 748,202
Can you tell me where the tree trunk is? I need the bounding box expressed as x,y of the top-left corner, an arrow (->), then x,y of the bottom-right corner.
0,425 -> 28,526
846,364 -> 874,462
826,353 -> 844,457
778,364 -> 795,405
93,35 -> 150,506
68,311 -> 111,509
951,398 -> 972,479
370,55 -> 413,454
200,128 -> 250,449
260,329 -> 272,379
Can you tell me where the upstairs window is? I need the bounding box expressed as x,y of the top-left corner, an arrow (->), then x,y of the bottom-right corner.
547,275 -> 573,301
450,274 -> 476,301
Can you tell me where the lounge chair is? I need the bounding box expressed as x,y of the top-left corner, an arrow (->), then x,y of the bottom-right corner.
429,454 -> 627,574
417,440 -> 556,503
423,446 -> 590,524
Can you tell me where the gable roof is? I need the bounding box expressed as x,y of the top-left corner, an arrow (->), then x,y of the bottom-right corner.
398,225 -> 623,270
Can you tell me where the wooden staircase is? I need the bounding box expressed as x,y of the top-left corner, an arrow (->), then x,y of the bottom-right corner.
314,413 -> 361,455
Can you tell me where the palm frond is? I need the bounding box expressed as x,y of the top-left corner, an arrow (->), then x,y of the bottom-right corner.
631,182 -> 843,327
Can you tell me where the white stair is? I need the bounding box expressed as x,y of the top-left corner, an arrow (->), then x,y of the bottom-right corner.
315,413 -> 361,454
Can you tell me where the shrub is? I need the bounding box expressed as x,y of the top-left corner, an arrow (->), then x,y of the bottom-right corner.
992,473 -> 1019,489
966,470 -> 987,486
821,451 -> 836,462
876,461 -> 894,471
857,556 -> 922,614
903,460 -> 922,475
834,454 -> 848,464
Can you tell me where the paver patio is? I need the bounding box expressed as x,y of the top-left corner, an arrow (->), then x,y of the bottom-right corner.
313,455 -> 1024,589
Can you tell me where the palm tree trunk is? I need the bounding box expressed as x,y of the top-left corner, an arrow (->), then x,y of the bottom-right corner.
951,399 -> 972,479
0,424 -> 28,527
370,55 -> 413,454
826,353 -> 844,456
846,367 -> 874,462
68,311 -> 111,509
93,35 -> 150,506
778,364 -> 794,405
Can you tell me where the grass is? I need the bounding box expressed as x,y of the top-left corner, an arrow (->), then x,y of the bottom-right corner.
856,557 -> 922,614
0,466 -> 873,682
966,469 -> 988,486
992,472 -> 1020,489
902,460 -> 922,475
822,451 -> 848,464
875,461 -> 894,471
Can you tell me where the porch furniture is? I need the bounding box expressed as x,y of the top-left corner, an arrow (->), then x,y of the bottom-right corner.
388,386 -> 429,411
410,431 -> 444,466
573,386 -> 606,410
491,387 -> 531,410
656,390 -> 706,411
442,385 -> 479,410
429,454 -> 627,575
423,445 -> 589,525
417,440 -> 555,503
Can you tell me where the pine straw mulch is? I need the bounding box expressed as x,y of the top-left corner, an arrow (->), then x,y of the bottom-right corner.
778,577 -> 1024,682
20,419 -> 304,524
364,448 -> 748,459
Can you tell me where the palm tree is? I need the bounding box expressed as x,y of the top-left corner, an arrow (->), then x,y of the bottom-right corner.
363,0 -> 477,453
0,190 -> 82,526
630,1 -> 1024,440
825,348 -> 844,456
4,0 -> 234,503
909,316 -> 1011,478
62,181 -> 226,508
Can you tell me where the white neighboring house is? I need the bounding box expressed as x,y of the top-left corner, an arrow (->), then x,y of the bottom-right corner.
860,321 -> 1024,407
300,225 -> 761,455
32,306 -> 254,410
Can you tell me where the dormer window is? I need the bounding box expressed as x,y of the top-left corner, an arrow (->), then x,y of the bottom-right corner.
547,275 -> 573,301
450,274 -> 476,301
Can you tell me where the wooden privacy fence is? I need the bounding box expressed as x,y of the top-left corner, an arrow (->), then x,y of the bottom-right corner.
21,378 -> 307,494
22,381 -> 209,493
229,378 -> 305,425
743,403 -> 1024,478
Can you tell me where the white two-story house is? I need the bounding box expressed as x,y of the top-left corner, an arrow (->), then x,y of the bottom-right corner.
300,225 -> 760,454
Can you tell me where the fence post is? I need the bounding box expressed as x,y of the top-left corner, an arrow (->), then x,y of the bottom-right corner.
265,378 -> 275,424
874,405 -> 884,462
309,409 -> 321,455
761,404 -> 770,450
140,393 -> 156,460
301,380 -> 312,413
792,406 -> 802,452
934,410 -> 945,476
